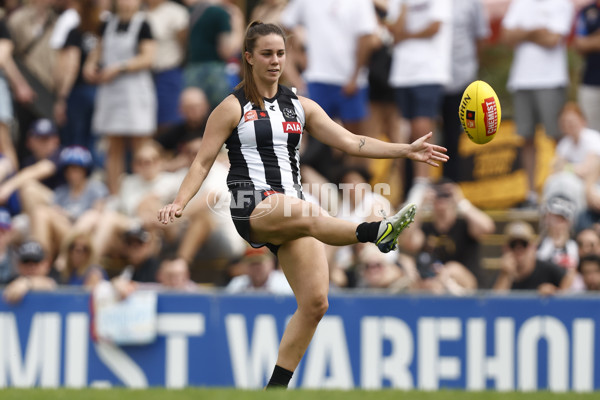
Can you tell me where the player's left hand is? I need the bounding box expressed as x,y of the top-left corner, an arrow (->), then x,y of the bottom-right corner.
408,132 -> 449,167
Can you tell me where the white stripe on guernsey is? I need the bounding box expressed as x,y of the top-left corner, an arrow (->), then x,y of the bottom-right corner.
291,98 -> 305,126
267,99 -> 297,197
238,103 -> 269,189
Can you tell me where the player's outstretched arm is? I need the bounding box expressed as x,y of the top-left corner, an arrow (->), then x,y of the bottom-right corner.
300,96 -> 448,166
158,96 -> 239,224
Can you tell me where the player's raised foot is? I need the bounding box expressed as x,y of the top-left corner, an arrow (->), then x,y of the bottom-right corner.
375,202 -> 417,253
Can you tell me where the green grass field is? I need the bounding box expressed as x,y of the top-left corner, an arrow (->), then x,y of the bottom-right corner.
1,389 -> 599,400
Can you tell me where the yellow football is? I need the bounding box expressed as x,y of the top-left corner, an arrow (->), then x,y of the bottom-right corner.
458,80 -> 502,145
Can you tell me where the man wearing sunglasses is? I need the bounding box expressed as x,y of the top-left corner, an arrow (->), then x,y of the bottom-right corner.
493,221 -> 574,295
2,239 -> 59,304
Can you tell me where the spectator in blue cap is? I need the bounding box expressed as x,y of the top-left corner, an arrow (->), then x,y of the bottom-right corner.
29,145 -> 109,262
2,239 -> 59,304
23,119 -> 62,177
0,119 -> 65,217
54,146 -> 108,221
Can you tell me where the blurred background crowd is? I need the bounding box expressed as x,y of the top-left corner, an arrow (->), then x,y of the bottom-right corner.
1,0 -> 600,303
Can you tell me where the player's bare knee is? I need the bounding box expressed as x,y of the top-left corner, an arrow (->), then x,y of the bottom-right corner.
300,295 -> 329,324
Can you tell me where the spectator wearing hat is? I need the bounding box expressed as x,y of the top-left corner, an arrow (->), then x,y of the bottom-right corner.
537,195 -> 579,271
0,119 -> 64,216
21,119 -> 64,187
493,221 -> 574,295
28,145 -> 109,261
0,208 -> 16,283
226,246 -> 292,295
53,146 -> 109,221
537,194 -> 584,291
120,226 -> 161,283
2,239 -> 59,304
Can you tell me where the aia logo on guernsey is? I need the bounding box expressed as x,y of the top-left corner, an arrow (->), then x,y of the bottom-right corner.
481,97 -> 498,136
282,121 -> 302,134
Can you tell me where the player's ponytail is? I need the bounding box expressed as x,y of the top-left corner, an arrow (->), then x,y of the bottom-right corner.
236,21 -> 286,110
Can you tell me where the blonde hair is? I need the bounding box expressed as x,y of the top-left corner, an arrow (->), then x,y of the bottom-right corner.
59,231 -> 98,282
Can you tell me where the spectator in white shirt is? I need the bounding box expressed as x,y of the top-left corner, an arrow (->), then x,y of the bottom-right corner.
500,0 -> 574,208
387,0 -> 453,205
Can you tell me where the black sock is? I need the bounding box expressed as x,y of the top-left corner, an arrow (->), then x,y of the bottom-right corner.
356,221 -> 382,243
266,365 -> 293,389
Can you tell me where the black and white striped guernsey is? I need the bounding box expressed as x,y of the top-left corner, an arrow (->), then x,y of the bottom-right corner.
225,85 -> 305,197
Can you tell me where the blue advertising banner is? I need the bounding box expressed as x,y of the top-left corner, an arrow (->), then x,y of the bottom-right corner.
0,291 -> 598,391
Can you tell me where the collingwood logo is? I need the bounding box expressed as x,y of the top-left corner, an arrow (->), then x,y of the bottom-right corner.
283,107 -> 296,119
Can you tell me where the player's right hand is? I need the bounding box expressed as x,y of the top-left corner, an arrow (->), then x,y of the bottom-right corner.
158,203 -> 183,225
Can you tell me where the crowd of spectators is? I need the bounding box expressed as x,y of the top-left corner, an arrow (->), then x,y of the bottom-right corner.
1,0 -> 600,303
